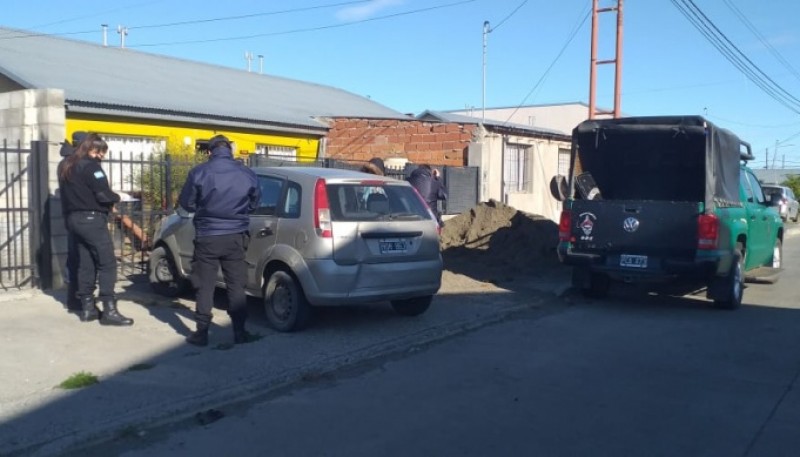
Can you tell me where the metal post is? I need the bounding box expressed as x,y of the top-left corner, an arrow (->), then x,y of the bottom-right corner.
258,54 -> 264,74
482,21 -> 490,123
613,0 -> 624,117
102,24 -> 108,46
165,154 -> 173,210
588,0 -> 599,119
30,141 -> 52,289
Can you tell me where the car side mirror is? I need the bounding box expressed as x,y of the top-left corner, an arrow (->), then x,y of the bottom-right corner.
549,175 -> 568,202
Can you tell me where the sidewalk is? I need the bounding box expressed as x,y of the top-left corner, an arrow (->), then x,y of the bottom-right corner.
0,268 -> 571,456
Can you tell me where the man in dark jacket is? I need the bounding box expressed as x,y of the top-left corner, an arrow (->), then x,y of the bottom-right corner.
178,135 -> 261,346
408,164 -> 447,225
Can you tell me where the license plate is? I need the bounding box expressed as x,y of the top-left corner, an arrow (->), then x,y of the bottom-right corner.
620,254 -> 647,268
379,239 -> 407,254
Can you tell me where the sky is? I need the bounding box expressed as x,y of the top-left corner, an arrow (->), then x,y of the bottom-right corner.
4,0 -> 800,167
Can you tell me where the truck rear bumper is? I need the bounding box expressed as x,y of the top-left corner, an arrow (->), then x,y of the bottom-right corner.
558,245 -> 732,282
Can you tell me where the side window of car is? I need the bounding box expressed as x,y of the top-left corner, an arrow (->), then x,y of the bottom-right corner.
746,171 -> 766,204
282,182 -> 301,218
739,170 -> 754,203
254,176 -> 284,216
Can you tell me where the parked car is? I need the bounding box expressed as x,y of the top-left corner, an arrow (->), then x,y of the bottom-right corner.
149,167 -> 443,332
761,184 -> 799,222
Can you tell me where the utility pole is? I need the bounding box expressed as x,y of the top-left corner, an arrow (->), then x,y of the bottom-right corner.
588,0 -> 624,119
482,20 -> 491,123
101,24 -> 108,47
117,25 -> 128,48
245,51 -> 254,72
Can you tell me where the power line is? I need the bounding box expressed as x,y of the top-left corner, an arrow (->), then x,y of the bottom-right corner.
722,0 -> 800,85
489,0 -> 529,33
670,0 -> 800,114
501,1 -> 591,125
131,0 -> 477,48
128,1 -> 372,30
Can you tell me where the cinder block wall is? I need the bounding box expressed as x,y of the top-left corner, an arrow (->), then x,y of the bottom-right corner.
325,118 -> 477,166
0,88 -> 67,289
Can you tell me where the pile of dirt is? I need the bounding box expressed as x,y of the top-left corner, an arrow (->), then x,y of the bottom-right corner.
440,200 -> 560,279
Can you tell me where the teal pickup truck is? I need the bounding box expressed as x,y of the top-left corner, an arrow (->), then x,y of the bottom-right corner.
551,116 -> 783,309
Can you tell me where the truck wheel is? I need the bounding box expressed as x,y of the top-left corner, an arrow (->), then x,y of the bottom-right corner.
713,250 -> 744,310
584,273 -> 610,299
149,246 -> 189,297
771,238 -> 782,269
263,270 -> 312,332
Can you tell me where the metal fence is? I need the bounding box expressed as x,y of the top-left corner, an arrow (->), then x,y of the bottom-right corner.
0,140 -> 48,290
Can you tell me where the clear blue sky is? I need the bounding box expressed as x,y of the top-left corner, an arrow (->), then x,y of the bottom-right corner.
4,0 -> 800,167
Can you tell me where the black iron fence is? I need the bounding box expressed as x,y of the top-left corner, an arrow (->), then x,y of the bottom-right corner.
0,140 -> 49,290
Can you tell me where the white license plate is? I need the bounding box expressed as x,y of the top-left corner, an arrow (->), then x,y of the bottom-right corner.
379,239 -> 407,254
620,254 -> 648,268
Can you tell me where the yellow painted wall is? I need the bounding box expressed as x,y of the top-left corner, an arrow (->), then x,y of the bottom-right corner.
66,117 -> 321,160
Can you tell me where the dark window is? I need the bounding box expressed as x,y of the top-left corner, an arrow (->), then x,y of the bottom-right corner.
254,176 -> 283,216
282,182 -> 301,218
327,184 -> 432,222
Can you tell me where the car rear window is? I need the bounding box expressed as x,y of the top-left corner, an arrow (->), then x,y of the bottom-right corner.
327,183 -> 432,222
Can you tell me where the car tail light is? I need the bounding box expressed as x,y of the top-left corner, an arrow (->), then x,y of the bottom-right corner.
697,213 -> 719,250
314,178 -> 332,238
558,210 -> 573,242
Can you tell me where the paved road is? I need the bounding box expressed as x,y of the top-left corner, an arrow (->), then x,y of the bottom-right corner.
78,227 -> 800,457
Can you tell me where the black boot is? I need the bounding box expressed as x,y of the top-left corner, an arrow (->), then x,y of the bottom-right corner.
186,324 -> 209,347
99,297 -> 134,326
79,296 -> 100,322
230,309 -> 249,344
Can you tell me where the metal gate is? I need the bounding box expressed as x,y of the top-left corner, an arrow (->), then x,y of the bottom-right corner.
0,140 -> 48,290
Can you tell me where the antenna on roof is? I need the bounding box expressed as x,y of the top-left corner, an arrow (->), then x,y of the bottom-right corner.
245,51 -> 254,72
258,54 -> 264,74
101,24 -> 108,46
117,25 -> 128,48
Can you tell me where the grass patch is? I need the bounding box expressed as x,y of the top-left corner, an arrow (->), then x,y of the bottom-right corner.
58,371 -> 99,389
127,363 -> 156,372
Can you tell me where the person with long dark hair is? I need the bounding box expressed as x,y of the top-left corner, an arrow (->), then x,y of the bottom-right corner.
58,133 -> 133,326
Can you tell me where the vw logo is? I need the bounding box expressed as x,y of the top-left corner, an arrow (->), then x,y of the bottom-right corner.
623,217 -> 640,233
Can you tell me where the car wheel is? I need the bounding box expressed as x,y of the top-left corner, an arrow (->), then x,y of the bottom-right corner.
263,270 -> 311,332
583,272 -> 610,299
713,247 -> 744,310
391,295 -> 433,316
793,211 -> 799,223
148,246 -> 189,297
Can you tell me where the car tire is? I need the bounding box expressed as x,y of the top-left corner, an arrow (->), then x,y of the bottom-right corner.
148,246 -> 189,297
792,211 -> 799,223
263,270 -> 311,332
713,247 -> 744,310
583,272 -> 610,299
391,295 -> 433,316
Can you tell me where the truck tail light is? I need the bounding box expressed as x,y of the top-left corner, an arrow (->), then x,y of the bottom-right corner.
314,178 -> 332,238
697,213 -> 719,250
559,210 -> 573,242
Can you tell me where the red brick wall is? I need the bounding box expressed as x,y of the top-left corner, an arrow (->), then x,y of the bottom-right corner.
325,118 -> 476,166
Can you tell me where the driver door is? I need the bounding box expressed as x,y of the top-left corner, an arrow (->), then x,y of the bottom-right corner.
242,174 -> 285,289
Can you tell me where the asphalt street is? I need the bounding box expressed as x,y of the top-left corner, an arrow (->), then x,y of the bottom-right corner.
75,226 -> 800,457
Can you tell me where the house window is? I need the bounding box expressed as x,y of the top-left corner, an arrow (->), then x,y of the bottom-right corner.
558,147 -> 571,176
504,143 -> 531,193
257,145 -> 297,162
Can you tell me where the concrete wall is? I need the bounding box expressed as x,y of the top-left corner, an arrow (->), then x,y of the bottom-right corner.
0,88 -> 67,289
467,127 -> 567,222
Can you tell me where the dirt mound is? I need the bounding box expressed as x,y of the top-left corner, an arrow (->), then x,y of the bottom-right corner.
441,200 -> 560,279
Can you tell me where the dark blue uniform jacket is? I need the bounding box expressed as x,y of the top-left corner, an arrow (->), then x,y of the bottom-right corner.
178,146 -> 260,237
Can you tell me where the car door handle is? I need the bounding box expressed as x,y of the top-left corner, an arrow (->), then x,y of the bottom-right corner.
258,227 -> 273,237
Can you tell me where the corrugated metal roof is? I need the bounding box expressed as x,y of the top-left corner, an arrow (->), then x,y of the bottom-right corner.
0,27 -> 409,132
418,110 -> 570,138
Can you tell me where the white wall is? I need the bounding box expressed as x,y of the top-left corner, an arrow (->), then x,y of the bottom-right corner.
468,126 -> 567,222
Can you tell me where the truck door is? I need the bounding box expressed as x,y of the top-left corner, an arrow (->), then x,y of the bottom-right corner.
740,169 -> 772,268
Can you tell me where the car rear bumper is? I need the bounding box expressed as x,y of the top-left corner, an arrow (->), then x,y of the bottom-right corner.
301,258 -> 443,305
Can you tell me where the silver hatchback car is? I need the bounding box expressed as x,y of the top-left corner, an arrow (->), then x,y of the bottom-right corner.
149,167 -> 443,332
